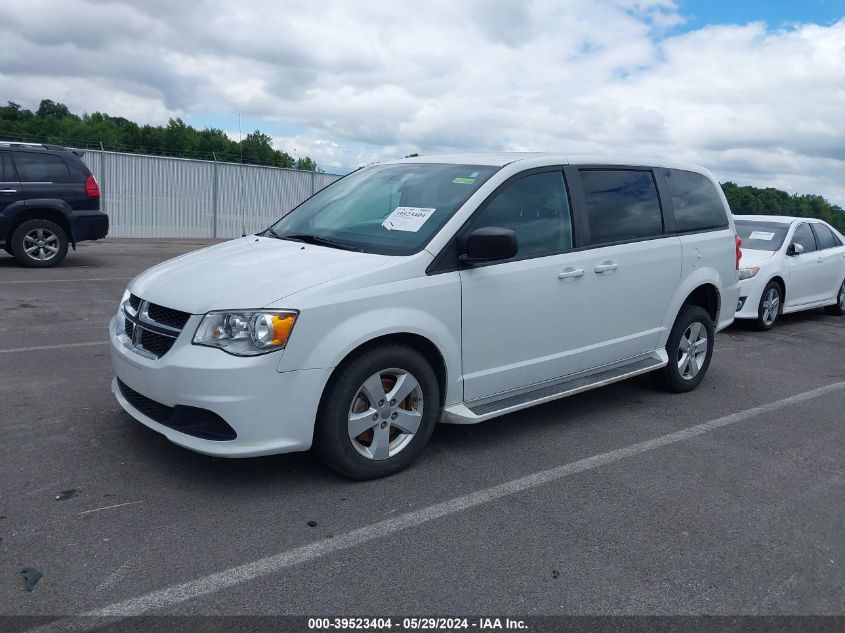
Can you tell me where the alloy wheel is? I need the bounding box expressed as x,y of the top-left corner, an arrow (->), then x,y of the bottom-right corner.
23,228 -> 60,262
347,368 -> 424,461
761,287 -> 780,326
677,321 -> 708,380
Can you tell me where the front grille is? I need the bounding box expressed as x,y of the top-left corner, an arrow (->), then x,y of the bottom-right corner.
139,329 -> 176,357
121,295 -> 191,360
147,303 -> 191,329
117,379 -> 237,441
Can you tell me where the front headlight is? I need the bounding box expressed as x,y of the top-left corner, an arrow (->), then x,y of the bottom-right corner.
193,309 -> 298,356
738,267 -> 760,280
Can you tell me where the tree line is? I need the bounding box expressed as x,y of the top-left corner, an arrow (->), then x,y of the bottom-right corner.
2,100 -> 844,231
721,182 -> 845,234
0,99 -> 318,171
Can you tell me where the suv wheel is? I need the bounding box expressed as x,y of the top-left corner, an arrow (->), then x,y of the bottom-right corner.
825,280 -> 845,316
753,281 -> 781,330
315,344 -> 440,480
10,219 -> 69,268
654,304 -> 715,393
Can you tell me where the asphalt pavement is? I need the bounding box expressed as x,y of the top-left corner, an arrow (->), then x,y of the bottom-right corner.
0,239 -> 843,620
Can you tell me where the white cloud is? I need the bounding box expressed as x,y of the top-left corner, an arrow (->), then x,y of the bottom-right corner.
1,0 -> 844,204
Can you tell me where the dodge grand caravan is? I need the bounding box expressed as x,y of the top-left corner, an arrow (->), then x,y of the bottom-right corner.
110,154 -> 740,479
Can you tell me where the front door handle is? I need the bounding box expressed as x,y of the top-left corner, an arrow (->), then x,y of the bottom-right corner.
0,188 -> 18,193
594,261 -> 618,274
558,267 -> 585,280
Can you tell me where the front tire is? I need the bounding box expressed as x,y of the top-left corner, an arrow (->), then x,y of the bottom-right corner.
10,219 -> 69,268
654,304 -> 715,393
315,344 -> 440,480
824,280 -> 845,316
752,281 -> 782,330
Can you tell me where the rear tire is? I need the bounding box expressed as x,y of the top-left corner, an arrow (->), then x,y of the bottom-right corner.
752,281 -> 782,330
315,344 -> 440,480
825,280 -> 845,316
654,305 -> 715,393
10,219 -> 69,268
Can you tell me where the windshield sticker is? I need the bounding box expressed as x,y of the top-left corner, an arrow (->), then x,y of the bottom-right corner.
452,177 -> 476,184
470,171 -> 480,178
749,231 -> 775,241
382,207 -> 437,232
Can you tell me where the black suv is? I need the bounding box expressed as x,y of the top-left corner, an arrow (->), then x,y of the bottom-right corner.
0,142 -> 108,267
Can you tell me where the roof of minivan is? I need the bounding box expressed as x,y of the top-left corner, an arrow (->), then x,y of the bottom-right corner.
733,214 -> 811,225
392,152 -> 708,172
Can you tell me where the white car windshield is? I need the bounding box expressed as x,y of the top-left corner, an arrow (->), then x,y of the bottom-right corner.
735,220 -> 790,251
268,163 -> 499,255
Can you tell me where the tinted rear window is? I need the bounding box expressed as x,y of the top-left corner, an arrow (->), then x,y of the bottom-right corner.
580,169 -> 663,245
735,220 -> 789,251
12,152 -> 70,182
664,169 -> 728,232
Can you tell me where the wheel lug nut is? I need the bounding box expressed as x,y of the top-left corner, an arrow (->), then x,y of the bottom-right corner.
378,400 -> 385,407
380,421 -> 387,428
390,399 -> 396,406
372,413 -> 378,421
391,412 -> 397,419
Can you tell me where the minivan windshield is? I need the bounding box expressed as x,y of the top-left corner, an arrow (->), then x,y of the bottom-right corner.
267,163 -> 499,255
735,220 -> 790,251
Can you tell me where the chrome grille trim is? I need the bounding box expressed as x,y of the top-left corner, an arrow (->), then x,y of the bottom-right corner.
120,297 -> 189,359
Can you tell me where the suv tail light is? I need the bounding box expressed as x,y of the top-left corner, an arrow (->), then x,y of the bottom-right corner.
735,235 -> 742,269
85,174 -> 101,199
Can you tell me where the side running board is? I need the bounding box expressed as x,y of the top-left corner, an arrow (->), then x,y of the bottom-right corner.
443,352 -> 667,424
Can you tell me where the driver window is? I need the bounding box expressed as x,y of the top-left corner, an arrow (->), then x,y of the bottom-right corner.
792,223 -> 817,253
469,171 -> 572,259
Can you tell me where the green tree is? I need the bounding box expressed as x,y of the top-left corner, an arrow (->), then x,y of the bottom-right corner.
0,99 -> 319,171
722,182 -> 845,234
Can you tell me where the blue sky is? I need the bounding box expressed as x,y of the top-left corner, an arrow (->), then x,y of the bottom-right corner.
675,0 -> 845,30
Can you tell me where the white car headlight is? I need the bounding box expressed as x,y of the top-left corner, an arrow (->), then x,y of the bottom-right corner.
738,267 -> 760,280
193,310 -> 299,356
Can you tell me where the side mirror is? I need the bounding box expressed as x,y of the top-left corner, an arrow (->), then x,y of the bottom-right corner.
787,242 -> 804,256
458,227 -> 518,265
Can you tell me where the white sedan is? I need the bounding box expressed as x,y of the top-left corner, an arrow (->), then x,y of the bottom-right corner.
735,215 -> 845,329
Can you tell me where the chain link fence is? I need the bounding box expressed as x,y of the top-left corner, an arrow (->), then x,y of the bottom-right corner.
80,150 -> 342,238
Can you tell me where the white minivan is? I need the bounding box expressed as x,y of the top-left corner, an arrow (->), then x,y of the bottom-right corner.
110,154 -> 741,479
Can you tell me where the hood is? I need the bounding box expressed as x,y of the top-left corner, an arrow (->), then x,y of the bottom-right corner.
739,249 -> 778,268
129,236 -> 390,313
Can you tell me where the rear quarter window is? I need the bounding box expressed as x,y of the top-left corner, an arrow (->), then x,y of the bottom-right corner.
12,152 -> 71,183
664,169 -> 728,232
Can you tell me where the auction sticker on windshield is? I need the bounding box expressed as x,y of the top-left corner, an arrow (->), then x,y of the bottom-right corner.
382,207 -> 436,232
749,231 -> 775,240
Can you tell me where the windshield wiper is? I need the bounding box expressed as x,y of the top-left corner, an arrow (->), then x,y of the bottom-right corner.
279,233 -> 363,252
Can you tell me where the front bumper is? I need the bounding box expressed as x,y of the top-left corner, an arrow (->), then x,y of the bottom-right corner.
109,315 -> 333,457
735,276 -> 766,320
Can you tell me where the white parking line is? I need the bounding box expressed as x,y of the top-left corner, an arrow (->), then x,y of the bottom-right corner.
0,277 -> 131,284
0,341 -> 108,354
29,380 -> 845,631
